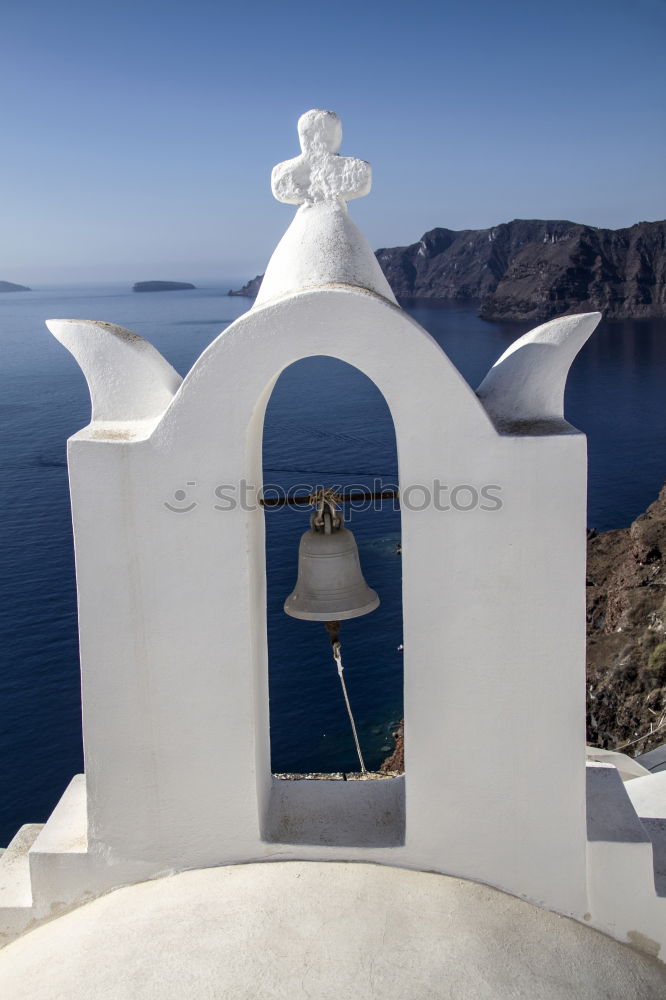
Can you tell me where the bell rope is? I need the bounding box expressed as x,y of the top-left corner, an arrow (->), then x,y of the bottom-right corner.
328,630 -> 367,775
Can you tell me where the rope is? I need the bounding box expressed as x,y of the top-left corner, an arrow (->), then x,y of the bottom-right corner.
614,713 -> 666,753
309,486 -> 341,509
331,640 -> 367,774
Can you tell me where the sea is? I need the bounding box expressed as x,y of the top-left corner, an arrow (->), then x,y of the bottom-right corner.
1,284 -> 665,846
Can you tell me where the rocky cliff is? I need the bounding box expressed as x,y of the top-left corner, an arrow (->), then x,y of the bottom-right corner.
382,483 -> 666,772
231,219 -> 666,322
586,484 -> 666,756
479,221 -> 666,322
376,219 -> 576,306
228,275 -> 263,298
0,281 -> 30,292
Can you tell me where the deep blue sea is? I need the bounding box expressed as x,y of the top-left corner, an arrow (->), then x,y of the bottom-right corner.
1,284 -> 665,845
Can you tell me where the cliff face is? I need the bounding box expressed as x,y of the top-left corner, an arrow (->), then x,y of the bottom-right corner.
0,281 -> 30,292
586,483 -> 666,756
480,222 -> 666,322
231,219 -> 666,322
378,219 -> 666,321
376,219 -> 577,303
382,483 -> 666,773
228,275 -> 263,298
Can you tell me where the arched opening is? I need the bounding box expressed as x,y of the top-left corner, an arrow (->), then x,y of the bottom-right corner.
261,355 -> 405,845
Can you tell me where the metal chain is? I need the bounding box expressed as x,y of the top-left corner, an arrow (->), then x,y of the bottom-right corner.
331,640 -> 367,774
309,486 -> 341,508
310,488 -> 342,531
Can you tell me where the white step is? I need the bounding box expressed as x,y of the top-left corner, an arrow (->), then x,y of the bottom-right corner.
586,764 -> 651,844
586,764 -> 666,956
0,779 -> 89,949
625,770 -> 666,898
0,825 -> 43,908
639,819 -> 666,896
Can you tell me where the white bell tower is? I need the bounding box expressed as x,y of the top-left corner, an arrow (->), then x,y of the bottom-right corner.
2,110 -> 662,965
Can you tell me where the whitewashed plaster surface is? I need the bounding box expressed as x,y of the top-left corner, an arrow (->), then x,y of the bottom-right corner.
51,287 -> 589,914
2,109 -> 663,963
47,319 -> 182,423
257,110 -> 395,305
477,312 -> 601,431
2,863 -> 665,1000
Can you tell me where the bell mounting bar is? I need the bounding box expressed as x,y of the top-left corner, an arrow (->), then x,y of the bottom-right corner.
260,489 -> 399,508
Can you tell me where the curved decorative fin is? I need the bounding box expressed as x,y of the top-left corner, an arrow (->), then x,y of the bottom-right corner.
476,312 -> 601,430
46,319 -> 182,422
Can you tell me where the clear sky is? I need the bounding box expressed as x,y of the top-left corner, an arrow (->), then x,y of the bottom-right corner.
1,0 -> 664,284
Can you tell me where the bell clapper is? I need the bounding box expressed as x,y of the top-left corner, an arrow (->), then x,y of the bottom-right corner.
324,619 -> 341,646
325,619 -> 367,776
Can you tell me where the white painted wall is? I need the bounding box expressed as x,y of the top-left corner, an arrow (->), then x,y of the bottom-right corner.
62,287 -> 589,917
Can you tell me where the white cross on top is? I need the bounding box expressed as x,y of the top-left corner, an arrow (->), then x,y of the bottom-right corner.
271,109 -> 371,206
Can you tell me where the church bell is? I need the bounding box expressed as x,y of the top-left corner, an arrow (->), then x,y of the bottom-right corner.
284,504 -> 379,622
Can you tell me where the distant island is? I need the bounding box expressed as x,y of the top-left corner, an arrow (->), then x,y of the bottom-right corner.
229,219 -> 666,322
0,281 -> 30,292
133,281 -> 196,293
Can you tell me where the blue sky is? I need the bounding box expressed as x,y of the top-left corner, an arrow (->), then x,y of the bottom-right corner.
1,0 -> 664,283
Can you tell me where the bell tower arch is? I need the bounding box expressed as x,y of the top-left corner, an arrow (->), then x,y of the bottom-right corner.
42,109 -> 599,923
261,355 -> 398,780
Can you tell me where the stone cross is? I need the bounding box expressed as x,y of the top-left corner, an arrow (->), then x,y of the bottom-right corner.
271,109 -> 371,206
